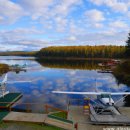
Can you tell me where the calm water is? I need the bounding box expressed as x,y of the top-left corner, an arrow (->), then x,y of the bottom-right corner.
0,56 -> 130,112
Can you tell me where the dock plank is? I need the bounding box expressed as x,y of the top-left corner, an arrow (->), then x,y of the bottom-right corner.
3,112 -> 74,129
45,118 -> 73,130
3,112 -> 47,123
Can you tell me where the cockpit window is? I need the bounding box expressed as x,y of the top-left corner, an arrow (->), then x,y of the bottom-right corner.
101,94 -> 110,98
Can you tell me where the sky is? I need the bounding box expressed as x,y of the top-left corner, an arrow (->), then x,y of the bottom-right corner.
0,0 -> 130,51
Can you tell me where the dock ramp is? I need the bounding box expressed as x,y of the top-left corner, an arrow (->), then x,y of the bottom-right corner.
3,112 -> 73,130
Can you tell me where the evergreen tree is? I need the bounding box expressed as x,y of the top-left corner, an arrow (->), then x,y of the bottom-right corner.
126,32 -> 130,48
126,32 -> 130,57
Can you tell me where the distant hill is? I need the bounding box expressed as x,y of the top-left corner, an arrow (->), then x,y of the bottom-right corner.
0,51 -> 37,56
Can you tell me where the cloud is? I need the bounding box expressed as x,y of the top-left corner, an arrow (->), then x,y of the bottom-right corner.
0,0 -> 25,24
111,2 -> 128,13
90,0 -> 128,13
68,36 -> 77,41
85,9 -> 105,22
52,0 -> 82,16
19,0 -> 53,20
0,39 -> 51,51
109,21 -> 128,29
0,28 -> 44,41
54,31 -> 128,46
0,27 -> 53,51
0,28 -> 49,51
69,21 -> 86,35
90,0 -> 104,6
55,17 -> 68,32
0,0 -> 129,50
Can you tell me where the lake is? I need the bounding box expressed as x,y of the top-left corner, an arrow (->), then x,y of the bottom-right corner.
0,56 -> 130,112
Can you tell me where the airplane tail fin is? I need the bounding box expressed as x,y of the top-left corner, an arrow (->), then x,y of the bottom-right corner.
23,63 -> 27,67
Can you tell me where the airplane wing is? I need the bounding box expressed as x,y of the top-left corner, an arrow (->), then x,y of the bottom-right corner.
7,81 -> 32,84
52,91 -> 130,95
52,91 -> 101,95
110,92 -> 130,95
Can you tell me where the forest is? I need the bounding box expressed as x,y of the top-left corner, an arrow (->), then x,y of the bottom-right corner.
113,61 -> 130,86
0,45 -> 126,59
36,45 -> 125,58
113,32 -> 130,86
0,51 -> 37,56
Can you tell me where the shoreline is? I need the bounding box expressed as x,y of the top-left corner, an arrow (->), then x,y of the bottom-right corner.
36,57 -> 124,61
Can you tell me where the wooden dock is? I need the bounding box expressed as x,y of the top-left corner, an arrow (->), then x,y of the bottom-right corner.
3,112 -> 47,124
3,112 -> 73,130
68,105 -> 130,130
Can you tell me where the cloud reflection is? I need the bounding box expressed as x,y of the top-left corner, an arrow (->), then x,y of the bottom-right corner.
0,56 -> 128,111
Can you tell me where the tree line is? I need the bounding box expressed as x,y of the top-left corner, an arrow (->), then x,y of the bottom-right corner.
37,45 -> 125,58
126,32 -> 130,57
0,51 -> 37,56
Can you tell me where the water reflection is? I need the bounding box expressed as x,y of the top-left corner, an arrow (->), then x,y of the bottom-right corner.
37,58 -> 109,70
0,56 -> 129,112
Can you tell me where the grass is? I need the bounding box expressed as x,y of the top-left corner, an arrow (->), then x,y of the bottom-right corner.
0,111 -> 9,121
51,112 -> 67,119
0,122 -> 63,130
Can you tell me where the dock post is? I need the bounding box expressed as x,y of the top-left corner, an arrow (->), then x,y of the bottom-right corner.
74,122 -> 78,130
9,107 -> 11,112
45,104 -> 48,113
26,104 -> 30,113
67,98 -> 70,119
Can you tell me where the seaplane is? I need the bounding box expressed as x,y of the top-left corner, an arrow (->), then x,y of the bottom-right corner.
52,77 -> 130,106
9,63 -> 27,73
0,73 -> 31,98
53,80 -> 130,122
52,91 -> 130,106
10,63 -> 27,69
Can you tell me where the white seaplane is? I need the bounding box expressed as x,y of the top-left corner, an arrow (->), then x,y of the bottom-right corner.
0,73 -> 31,98
52,91 -> 130,106
9,63 -> 27,73
10,63 -> 27,69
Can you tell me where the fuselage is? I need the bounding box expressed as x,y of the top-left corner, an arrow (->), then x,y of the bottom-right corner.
12,64 -> 26,68
98,94 -> 114,106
